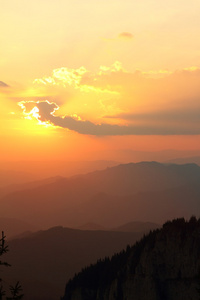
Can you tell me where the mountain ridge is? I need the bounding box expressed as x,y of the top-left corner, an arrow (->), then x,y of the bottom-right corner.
62,217 -> 200,300
4,225 -> 145,300
1,161 -> 200,228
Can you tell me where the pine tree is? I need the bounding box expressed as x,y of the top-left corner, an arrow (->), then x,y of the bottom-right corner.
0,231 -> 10,300
0,232 -> 23,300
6,282 -> 24,300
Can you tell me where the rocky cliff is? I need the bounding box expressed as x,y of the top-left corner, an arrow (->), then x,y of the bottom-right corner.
62,217 -> 200,300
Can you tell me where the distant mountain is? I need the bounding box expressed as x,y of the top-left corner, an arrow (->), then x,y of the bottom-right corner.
76,222 -> 107,231
4,226 -> 143,300
75,183 -> 200,226
0,160 -> 120,179
75,221 -> 160,233
0,175 -> 64,199
76,221 -> 160,233
0,217 -> 37,239
93,149 -> 200,163
62,217 -> 200,300
0,160 -> 120,197
0,169 -> 37,188
0,162 -> 200,228
112,221 -> 160,233
76,161 -> 200,196
166,156 -> 200,166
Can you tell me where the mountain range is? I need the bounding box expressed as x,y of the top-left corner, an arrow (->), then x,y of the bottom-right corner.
0,162 -> 200,228
1,161 -> 200,300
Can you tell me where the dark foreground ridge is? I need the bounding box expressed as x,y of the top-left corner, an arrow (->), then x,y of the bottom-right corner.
62,217 -> 200,300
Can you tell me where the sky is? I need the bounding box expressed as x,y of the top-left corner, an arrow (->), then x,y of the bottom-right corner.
1,0 -> 200,162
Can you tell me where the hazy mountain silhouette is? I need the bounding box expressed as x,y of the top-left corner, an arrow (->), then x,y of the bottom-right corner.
75,221 -> 160,232
0,162 -> 200,228
166,156 -> 200,166
0,169 -> 37,188
74,161 -> 200,196
4,226 -> 144,300
76,222 -> 107,231
75,183 -> 200,226
91,149 -> 200,163
0,175 -> 64,198
0,217 -> 37,239
112,221 -> 160,233
0,160 -> 120,179
62,217 -> 200,300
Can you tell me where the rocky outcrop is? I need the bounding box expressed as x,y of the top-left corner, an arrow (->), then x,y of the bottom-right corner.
62,217 -> 200,300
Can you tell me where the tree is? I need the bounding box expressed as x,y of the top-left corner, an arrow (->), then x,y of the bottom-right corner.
0,232 -> 24,300
6,282 -> 23,300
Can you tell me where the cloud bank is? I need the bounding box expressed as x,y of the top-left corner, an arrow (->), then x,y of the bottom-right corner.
18,100 -> 200,136
16,62 -> 200,136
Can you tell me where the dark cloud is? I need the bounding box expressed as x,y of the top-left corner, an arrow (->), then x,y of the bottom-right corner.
0,81 -> 9,87
20,100 -> 200,136
107,109 -> 200,124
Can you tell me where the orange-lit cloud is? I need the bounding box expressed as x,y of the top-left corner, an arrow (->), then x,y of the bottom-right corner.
19,99 -> 200,136
14,62 -> 200,136
1,0 -> 200,162
18,100 -> 59,127
34,64 -> 121,95
34,66 -> 88,89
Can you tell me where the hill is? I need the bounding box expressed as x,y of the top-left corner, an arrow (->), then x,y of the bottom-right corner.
76,222 -> 107,231
0,175 -> 64,199
112,221 -> 160,233
75,183 -> 200,226
0,217 -> 37,239
0,160 -> 119,180
166,156 -> 200,166
62,217 -> 200,300
0,169 -> 37,188
0,162 -> 200,228
4,226 -> 144,300
76,221 -> 160,233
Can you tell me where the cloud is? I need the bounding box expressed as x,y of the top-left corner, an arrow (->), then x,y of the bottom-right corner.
33,65 -> 119,95
18,100 -> 200,136
118,32 -> 134,40
34,66 -> 88,89
26,63 -> 200,136
109,109 -> 200,124
0,81 -> 9,87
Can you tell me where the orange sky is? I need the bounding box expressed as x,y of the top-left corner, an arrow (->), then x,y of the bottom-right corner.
1,0 -> 200,162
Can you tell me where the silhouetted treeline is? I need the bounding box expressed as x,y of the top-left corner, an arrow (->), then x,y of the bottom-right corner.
62,217 -> 200,300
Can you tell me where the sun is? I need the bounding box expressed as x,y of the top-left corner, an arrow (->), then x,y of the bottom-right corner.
18,101 -> 53,128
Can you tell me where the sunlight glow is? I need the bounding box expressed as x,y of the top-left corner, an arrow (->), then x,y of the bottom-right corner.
18,101 -> 53,127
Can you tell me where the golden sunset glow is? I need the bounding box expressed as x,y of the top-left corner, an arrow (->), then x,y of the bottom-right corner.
18,100 -> 58,127
0,0 -> 200,163
2,4 -> 200,300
